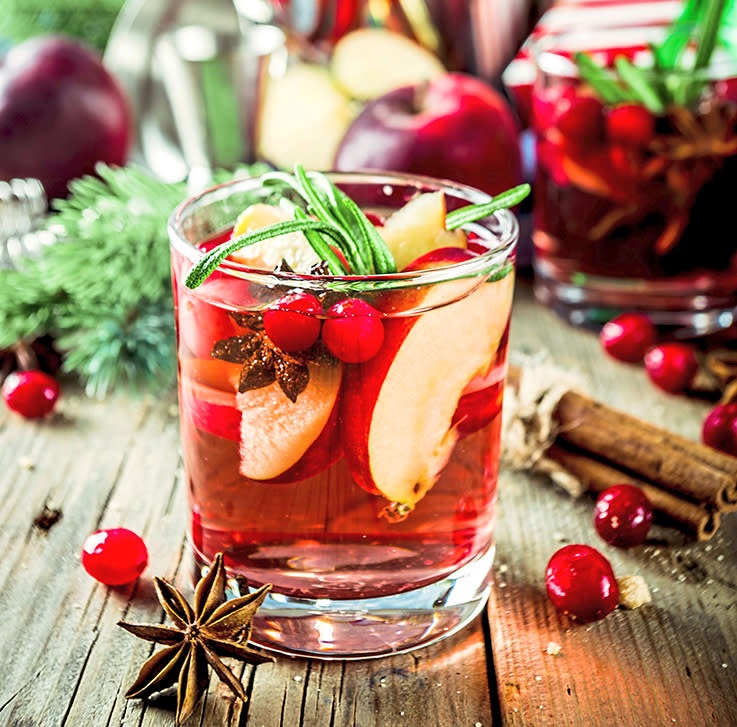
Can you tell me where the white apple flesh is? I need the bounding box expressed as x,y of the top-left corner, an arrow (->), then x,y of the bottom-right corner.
378,191 -> 466,271
256,63 -> 357,171
341,251 -> 515,507
330,28 -> 445,101
237,361 -> 342,481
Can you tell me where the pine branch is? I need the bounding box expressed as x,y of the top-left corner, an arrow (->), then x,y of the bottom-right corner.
0,162 -> 269,398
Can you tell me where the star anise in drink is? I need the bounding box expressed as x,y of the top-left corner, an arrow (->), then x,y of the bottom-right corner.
118,553 -> 272,725
212,310 -> 332,403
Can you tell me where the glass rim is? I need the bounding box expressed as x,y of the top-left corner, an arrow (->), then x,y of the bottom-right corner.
168,170 -> 519,292
531,26 -> 737,81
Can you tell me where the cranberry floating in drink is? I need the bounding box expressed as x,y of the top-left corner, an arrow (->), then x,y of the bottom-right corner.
168,168 -> 526,658
530,12 -> 737,332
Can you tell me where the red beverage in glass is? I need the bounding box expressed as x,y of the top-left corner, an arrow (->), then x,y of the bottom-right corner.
531,25 -> 737,332
168,172 -> 518,657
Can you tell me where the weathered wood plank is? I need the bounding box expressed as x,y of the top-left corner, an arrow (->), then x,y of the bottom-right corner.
242,618 -> 493,727
1,281 -> 736,727
488,286 -> 737,727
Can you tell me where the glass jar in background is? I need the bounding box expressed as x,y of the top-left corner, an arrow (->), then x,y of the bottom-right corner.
530,24 -> 737,334
237,0 -> 475,70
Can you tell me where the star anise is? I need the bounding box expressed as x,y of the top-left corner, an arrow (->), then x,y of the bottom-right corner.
118,553 -> 273,725
212,322 -> 312,403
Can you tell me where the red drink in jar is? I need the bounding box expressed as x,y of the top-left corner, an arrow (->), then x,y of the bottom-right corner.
168,171 -> 519,657
531,24 -> 737,332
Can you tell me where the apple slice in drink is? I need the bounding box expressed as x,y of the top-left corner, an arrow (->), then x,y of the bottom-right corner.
341,248 -> 514,509
229,203 -> 321,272
237,361 -> 342,482
378,191 -> 467,271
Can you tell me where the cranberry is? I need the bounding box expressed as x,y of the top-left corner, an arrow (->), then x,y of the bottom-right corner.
608,144 -> 643,178
644,343 -> 698,393
2,370 -> 60,418
600,312 -> 657,363
605,103 -> 655,147
545,544 -> 619,623
263,292 -> 323,352
322,298 -> 384,363
701,402 -> 737,456
594,484 -> 653,547
81,528 -> 148,586
556,95 -> 604,145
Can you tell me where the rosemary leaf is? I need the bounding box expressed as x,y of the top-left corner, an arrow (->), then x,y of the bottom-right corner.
694,0 -> 727,69
292,207 -> 349,274
656,0 -> 702,68
614,56 -> 666,113
574,52 -> 633,104
446,184 -> 531,231
185,218 -> 349,288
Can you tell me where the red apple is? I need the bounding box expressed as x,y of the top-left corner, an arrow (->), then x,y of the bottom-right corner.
340,248 -> 515,509
0,35 -> 132,199
334,72 -> 522,198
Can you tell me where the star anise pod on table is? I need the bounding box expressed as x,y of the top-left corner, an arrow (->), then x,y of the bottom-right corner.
118,553 -> 272,725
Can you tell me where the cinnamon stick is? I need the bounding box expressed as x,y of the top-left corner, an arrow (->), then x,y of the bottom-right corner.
553,390 -> 737,512
547,443 -> 720,541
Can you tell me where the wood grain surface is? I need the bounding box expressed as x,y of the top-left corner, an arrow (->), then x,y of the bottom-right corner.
1,281 -> 735,727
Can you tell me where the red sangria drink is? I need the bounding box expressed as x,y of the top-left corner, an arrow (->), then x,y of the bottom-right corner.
168,170 -> 523,657
531,21 -> 737,332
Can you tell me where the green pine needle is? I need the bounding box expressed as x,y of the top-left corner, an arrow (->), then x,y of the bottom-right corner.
0,162 -> 267,398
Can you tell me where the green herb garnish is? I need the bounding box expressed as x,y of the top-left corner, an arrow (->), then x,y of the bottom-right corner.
184,166 -> 530,289
575,0 -> 737,109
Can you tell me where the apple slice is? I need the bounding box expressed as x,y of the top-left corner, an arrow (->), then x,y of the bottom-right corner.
378,191 -> 467,271
237,361 -> 342,481
229,203 -> 321,272
331,28 -> 445,101
341,249 -> 515,509
256,63 -> 358,171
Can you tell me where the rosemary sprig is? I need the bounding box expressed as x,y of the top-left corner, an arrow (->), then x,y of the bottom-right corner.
446,184 -> 530,230
184,167 -> 530,290
575,0 -> 733,110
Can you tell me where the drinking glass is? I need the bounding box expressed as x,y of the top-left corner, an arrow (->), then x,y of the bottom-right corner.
168,171 -> 518,658
530,25 -> 737,333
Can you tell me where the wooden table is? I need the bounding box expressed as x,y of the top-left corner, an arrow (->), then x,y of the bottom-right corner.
2,281 -> 736,727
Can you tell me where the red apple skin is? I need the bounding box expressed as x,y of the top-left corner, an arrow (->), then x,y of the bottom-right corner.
402,245 -> 476,271
0,35 -> 132,199
340,247 -> 483,498
334,72 -> 522,198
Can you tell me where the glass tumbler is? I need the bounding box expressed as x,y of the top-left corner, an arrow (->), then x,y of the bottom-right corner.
531,25 -> 737,333
168,171 -> 518,658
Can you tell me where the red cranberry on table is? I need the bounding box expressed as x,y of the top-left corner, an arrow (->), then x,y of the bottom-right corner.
600,312 -> 658,363
545,544 -> 619,623
322,298 -> 384,363
1,370 -> 60,418
643,343 -> 698,393
701,402 -> 737,456
263,292 -> 323,352
594,484 -> 653,547
81,528 -> 148,586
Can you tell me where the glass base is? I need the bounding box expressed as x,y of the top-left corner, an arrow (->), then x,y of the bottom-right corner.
192,544 -> 494,660
534,260 -> 737,336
